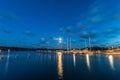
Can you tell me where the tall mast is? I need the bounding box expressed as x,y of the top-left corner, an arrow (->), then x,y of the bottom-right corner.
89,36 -> 91,51
67,38 -> 69,51
85,39 -> 87,48
70,37 -> 71,50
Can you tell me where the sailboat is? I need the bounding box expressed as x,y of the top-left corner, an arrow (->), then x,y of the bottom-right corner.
105,47 -> 120,54
82,37 -> 93,54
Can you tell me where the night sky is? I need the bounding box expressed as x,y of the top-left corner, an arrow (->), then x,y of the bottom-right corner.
0,0 -> 120,48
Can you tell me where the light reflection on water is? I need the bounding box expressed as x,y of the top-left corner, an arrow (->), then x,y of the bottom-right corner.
85,54 -> 91,71
5,52 -> 10,74
57,52 -> 63,80
73,54 -> 76,67
0,52 -> 120,80
108,55 -> 114,70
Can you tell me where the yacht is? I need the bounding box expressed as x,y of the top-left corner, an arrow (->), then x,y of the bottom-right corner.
105,48 -> 120,54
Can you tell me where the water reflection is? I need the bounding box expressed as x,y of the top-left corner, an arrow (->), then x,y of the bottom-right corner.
108,55 -> 114,70
85,54 -> 91,71
0,49 -> 2,53
0,55 -> 3,60
1,52 -> 120,80
15,54 -> 18,59
57,52 -> 63,80
73,54 -> 76,67
5,52 -> 10,73
27,53 -> 30,59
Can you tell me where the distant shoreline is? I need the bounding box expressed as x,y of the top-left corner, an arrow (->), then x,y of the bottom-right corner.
0,46 -> 109,51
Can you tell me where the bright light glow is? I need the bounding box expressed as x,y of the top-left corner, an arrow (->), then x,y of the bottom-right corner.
108,55 -> 114,70
59,37 -> 62,41
86,54 -> 91,71
57,52 -> 63,79
59,37 -> 62,43
73,54 -> 76,67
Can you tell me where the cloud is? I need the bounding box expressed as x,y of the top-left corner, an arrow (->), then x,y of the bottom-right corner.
79,30 -> 99,39
77,23 -> 88,30
91,15 -> 104,23
79,31 -> 89,39
0,12 -> 17,21
61,26 -> 76,35
1,28 -> 11,33
89,2 -> 104,16
71,40 -> 76,43
105,27 -> 120,35
23,31 -> 35,37
114,14 -> 120,19
78,0 -> 119,26
104,34 -> 117,39
50,36 -> 59,40
39,38 -> 49,44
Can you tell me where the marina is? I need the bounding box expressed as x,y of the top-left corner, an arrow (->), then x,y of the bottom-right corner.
0,0 -> 120,79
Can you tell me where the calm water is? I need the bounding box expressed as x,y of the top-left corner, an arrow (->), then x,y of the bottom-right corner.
0,51 -> 120,80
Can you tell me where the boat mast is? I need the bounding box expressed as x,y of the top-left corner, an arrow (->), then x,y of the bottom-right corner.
67,38 -> 69,51
70,37 -> 71,50
89,36 -> 91,51
85,39 -> 87,49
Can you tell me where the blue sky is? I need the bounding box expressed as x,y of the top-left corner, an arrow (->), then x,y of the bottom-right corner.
0,0 -> 120,48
